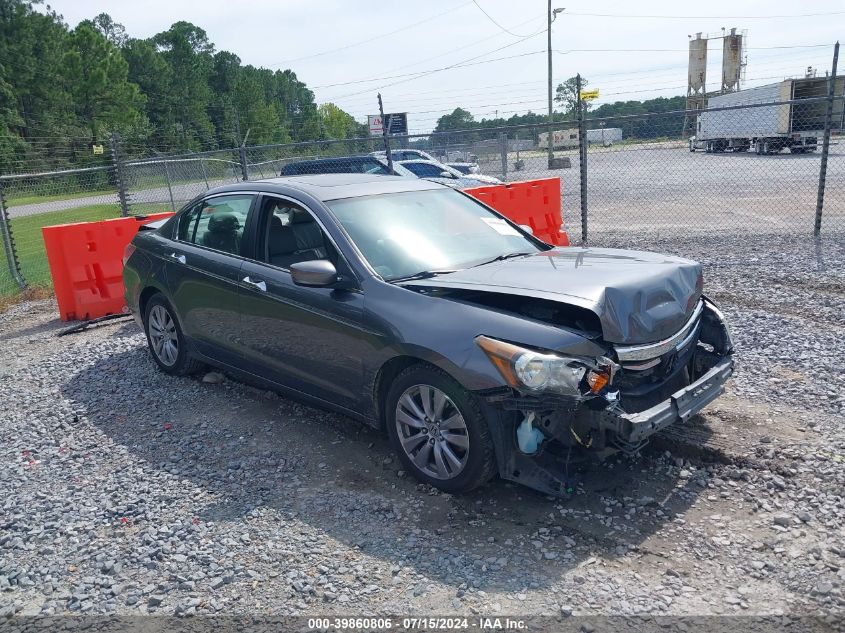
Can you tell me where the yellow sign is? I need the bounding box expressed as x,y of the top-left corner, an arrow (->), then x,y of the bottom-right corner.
580,89 -> 600,101
92,144 -> 104,155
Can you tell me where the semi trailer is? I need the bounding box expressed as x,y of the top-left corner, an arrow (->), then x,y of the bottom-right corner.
690,76 -> 845,155
585,127 -> 622,146
538,128 -> 580,150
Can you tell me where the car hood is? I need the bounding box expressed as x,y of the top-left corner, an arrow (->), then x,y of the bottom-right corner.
402,247 -> 703,345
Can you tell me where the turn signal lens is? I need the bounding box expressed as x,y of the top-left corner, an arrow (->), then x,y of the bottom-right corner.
586,370 -> 610,393
475,336 -> 522,388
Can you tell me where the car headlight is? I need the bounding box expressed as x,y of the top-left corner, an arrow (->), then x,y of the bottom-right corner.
476,335 -> 614,396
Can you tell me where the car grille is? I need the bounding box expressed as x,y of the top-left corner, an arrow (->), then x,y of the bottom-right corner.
612,302 -> 703,413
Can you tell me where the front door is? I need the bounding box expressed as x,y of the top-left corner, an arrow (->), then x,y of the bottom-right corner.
165,193 -> 256,365
237,195 -> 366,411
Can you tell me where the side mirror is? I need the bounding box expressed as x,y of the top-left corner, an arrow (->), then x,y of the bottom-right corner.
519,224 -> 534,235
290,260 -> 338,287
440,171 -> 456,179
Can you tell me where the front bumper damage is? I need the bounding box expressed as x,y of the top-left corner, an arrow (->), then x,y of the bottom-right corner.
478,300 -> 734,497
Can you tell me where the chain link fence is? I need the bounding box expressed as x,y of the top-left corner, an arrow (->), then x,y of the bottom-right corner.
1,88 -> 842,304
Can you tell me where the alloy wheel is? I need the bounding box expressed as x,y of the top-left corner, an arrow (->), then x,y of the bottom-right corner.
394,384 -> 470,480
148,304 -> 178,366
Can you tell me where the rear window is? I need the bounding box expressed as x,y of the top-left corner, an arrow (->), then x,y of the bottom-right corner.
282,159 -> 391,176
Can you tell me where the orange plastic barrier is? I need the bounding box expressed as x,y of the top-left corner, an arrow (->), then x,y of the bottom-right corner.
42,213 -> 174,322
464,177 -> 570,246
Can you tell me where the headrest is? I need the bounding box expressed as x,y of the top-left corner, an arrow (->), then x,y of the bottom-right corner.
291,209 -> 315,224
207,213 -> 240,233
268,218 -> 297,255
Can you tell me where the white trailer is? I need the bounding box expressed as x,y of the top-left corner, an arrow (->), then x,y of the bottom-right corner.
692,77 -> 845,155
585,127 -> 622,146
538,128 -> 579,150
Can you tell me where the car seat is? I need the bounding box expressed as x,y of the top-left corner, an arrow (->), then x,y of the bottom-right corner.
202,213 -> 241,254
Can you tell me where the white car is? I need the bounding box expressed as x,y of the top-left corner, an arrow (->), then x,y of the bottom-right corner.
370,149 -> 481,175
396,160 -> 502,189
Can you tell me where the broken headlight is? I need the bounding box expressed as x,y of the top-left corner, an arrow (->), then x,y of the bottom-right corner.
476,335 -> 615,396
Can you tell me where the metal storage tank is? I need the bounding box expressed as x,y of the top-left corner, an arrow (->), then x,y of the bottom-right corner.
722,29 -> 744,93
688,34 -> 708,96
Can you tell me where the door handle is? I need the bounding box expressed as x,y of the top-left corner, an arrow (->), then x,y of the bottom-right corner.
242,276 -> 267,292
169,252 -> 186,264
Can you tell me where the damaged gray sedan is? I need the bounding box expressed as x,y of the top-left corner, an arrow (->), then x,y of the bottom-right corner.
124,174 -> 733,497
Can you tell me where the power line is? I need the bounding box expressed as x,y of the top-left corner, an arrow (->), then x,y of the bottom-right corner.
470,0 -> 535,37
267,1 -> 474,66
565,10 -> 845,19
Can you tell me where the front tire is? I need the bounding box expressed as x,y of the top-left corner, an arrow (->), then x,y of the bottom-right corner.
144,294 -> 204,376
385,365 -> 497,494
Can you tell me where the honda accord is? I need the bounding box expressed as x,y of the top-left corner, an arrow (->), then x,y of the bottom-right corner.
123,174 -> 733,496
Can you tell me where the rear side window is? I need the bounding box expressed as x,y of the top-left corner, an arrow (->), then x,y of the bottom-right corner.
403,162 -> 443,178
177,194 -> 254,256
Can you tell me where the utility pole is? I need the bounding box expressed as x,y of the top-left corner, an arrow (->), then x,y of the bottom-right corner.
547,5 -> 564,168
378,93 -> 393,173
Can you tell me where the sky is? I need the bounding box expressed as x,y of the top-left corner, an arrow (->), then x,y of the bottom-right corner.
41,0 -> 843,134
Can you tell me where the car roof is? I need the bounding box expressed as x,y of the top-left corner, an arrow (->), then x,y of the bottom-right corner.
286,155 -> 380,165
207,174 -> 445,202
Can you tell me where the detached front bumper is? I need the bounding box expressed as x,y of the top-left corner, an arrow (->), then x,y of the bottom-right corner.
610,355 -> 733,444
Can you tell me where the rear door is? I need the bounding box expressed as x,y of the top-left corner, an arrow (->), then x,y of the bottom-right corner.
166,192 -> 257,365
237,195 -> 367,411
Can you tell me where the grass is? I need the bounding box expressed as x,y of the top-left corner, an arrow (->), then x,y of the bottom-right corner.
6,188 -> 117,207
0,202 -> 173,299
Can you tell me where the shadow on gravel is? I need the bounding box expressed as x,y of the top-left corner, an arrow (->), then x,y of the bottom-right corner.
64,344 -> 711,592
0,316 -> 67,341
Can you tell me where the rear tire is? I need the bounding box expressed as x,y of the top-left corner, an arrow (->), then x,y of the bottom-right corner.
143,294 -> 204,376
385,365 -> 497,494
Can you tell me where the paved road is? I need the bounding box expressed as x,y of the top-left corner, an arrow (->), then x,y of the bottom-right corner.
7,176 -> 240,219
483,144 -> 845,237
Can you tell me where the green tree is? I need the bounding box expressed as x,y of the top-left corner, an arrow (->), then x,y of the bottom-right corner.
63,22 -> 145,143
88,12 -> 127,48
554,76 -> 589,115
152,21 -> 216,149
317,103 -> 361,139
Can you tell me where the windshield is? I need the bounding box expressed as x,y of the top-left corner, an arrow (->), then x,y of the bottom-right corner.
326,189 -> 545,281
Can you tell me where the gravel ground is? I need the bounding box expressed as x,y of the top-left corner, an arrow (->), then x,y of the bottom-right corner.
1,234 -> 843,622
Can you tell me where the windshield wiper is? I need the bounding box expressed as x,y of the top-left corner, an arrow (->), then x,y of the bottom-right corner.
388,270 -> 456,283
471,252 -> 533,268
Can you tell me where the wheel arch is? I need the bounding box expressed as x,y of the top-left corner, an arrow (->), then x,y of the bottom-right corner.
138,285 -> 166,323
373,354 -> 473,431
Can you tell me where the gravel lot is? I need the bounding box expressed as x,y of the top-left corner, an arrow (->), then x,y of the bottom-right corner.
1,234 -> 843,622
486,143 -> 845,236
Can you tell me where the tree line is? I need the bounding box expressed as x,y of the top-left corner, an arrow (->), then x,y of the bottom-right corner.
430,76 -> 688,143
0,0 -> 366,173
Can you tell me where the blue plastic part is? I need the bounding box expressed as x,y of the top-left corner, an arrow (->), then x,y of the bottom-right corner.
516,412 -> 545,455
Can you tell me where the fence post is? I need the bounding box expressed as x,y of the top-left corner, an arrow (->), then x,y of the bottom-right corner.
499,132 -> 508,182
163,161 -> 176,213
238,146 -> 249,181
199,158 -> 209,189
0,178 -> 26,289
110,131 -> 130,217
576,74 -> 588,244
815,41 -> 839,236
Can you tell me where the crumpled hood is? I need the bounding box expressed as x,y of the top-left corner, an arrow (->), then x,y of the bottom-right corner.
403,247 -> 703,345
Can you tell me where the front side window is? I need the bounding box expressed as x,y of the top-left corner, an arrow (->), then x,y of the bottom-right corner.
261,197 -> 334,269
177,194 -> 253,256
327,189 -> 545,280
